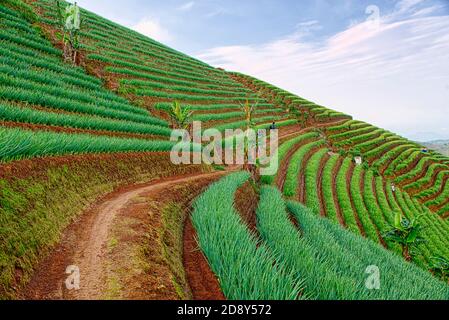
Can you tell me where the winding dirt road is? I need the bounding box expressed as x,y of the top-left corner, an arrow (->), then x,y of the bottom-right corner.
22,171 -> 228,300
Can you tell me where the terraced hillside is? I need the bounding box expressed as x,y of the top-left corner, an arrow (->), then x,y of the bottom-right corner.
30,0 -> 294,132
0,0 -> 448,300
325,120 -> 449,218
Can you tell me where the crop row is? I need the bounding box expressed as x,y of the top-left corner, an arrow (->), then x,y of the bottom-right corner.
395,157 -> 431,184
88,53 -> 229,86
402,164 -> 447,191
356,135 -> 399,154
261,132 -> 319,185
414,171 -> 449,200
371,144 -> 416,173
0,41 -> 102,87
220,119 -> 299,150
364,140 -> 403,160
120,78 -> 250,98
349,166 -> 381,243
192,108 -> 283,122
384,183 -> 448,264
321,155 -> 340,223
0,28 -> 59,56
93,44 -> 232,85
326,120 -> 368,133
304,148 -> 328,215
287,201 -> 449,299
384,148 -> 417,176
363,171 -> 401,253
283,140 -> 325,197
0,63 -> 140,114
114,69 -> 248,92
403,192 -> 449,261
134,86 -> 264,102
328,125 -> 374,141
205,115 -> 288,132
335,158 -> 360,234
0,103 -> 171,137
315,110 -> 351,122
0,84 -> 166,127
425,181 -> 449,208
394,150 -> 423,172
154,102 -> 275,112
0,49 -> 103,93
438,203 -> 449,216
191,172 -> 303,299
0,127 -> 194,163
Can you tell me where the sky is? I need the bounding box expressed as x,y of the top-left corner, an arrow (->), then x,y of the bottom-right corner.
75,0 -> 449,142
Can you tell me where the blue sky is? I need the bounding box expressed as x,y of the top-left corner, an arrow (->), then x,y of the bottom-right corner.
76,0 -> 449,141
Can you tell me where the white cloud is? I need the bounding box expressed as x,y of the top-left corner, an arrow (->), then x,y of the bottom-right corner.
297,20 -> 320,27
204,7 -> 228,18
396,0 -> 426,13
197,2 -> 449,140
178,1 -> 195,11
132,18 -> 174,43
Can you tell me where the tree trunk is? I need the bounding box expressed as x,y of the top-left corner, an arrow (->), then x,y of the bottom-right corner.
403,246 -> 412,261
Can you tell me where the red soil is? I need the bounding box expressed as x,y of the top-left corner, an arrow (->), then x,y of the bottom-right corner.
184,213 -> 226,301
234,182 -> 260,234
21,171 -> 227,300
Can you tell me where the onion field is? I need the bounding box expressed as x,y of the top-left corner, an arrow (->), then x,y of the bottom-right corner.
0,0 -> 448,302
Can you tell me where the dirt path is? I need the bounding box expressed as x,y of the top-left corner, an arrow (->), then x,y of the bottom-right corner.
22,170 -> 228,300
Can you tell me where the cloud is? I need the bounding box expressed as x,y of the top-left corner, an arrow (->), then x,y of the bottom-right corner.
297,20 -> 320,27
178,1 -> 195,11
132,18 -> 174,43
396,0 -> 426,13
204,7 -> 228,18
197,2 -> 449,140
295,20 -> 323,35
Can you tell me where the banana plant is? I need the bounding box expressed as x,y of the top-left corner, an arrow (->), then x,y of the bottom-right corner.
430,256 -> 449,282
383,212 -> 426,261
55,0 -> 82,65
168,101 -> 193,131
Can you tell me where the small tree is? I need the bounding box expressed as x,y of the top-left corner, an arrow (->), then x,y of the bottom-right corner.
383,212 -> 425,261
55,1 -> 81,65
430,256 -> 449,282
168,101 -> 193,131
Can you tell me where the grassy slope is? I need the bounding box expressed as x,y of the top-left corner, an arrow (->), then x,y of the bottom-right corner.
0,151 -> 209,299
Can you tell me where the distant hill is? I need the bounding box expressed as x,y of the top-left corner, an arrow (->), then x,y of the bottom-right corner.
422,139 -> 449,156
